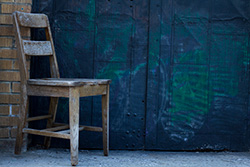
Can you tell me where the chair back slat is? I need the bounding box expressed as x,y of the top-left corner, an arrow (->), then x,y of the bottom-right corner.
17,11 -> 48,28
23,40 -> 53,56
13,11 -> 60,80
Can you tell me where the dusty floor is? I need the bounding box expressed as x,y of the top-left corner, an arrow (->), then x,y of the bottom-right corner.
1,148 -> 250,167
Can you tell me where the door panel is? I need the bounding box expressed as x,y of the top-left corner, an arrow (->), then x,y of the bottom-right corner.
31,0 -> 250,151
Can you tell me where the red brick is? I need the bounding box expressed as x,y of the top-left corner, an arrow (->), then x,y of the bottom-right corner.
0,105 -> 10,115
9,117 -> 18,126
0,49 -> 17,59
0,60 -> 12,70
0,71 -> 20,81
0,0 -> 14,2
0,117 -> 9,126
11,82 -> 20,93
0,94 -> 20,104
0,82 -> 10,92
0,26 -> 30,37
1,4 -> 31,14
0,15 -> 12,25
0,37 -> 13,47
0,128 -> 9,138
12,105 -> 19,115
0,116 -> 18,126
15,0 -> 32,4
0,26 -> 13,36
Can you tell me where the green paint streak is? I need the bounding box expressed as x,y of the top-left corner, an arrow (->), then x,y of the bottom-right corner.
210,35 -> 249,97
178,49 -> 207,64
133,63 -> 147,74
86,0 -> 95,31
97,20 -> 133,80
169,64 -> 209,123
168,34 -> 249,125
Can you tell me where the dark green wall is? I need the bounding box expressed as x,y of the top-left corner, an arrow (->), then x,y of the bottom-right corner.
31,0 -> 250,151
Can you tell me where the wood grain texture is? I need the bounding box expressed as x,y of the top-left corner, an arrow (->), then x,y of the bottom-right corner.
102,85 -> 110,156
45,21 -> 60,78
44,97 -> 59,149
69,87 -> 79,166
16,11 -> 48,28
13,12 -> 28,81
80,125 -> 102,132
14,11 -> 29,154
23,128 -> 70,139
26,115 -> 52,122
22,40 -> 53,56
58,125 -> 102,134
27,85 -> 69,97
44,125 -> 69,131
28,78 -> 111,86
79,85 -> 107,97
14,86 -> 28,154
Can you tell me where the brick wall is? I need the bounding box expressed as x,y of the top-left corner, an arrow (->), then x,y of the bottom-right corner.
0,0 -> 32,151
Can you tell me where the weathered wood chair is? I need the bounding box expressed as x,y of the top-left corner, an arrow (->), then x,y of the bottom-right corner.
13,11 -> 111,166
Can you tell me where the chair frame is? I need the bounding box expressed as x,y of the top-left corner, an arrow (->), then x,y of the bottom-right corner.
13,11 -> 110,166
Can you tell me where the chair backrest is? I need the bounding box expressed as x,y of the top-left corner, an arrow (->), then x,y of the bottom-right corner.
13,11 -> 60,82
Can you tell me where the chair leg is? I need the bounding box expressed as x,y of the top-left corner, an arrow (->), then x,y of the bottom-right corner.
44,97 -> 59,149
69,88 -> 79,166
102,85 -> 109,156
15,92 -> 29,154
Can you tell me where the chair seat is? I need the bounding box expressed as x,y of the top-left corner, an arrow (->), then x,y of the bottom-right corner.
28,78 -> 111,87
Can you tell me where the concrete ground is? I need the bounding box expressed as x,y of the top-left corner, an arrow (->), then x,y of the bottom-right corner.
1,147 -> 250,167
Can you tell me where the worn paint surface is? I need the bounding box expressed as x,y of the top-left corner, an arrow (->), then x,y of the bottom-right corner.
31,0 -> 250,151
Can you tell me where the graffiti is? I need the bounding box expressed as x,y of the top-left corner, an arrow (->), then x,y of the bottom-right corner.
32,0 -> 250,150
157,25 -> 249,144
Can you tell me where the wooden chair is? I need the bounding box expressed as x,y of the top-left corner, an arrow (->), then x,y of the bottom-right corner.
13,11 -> 111,166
